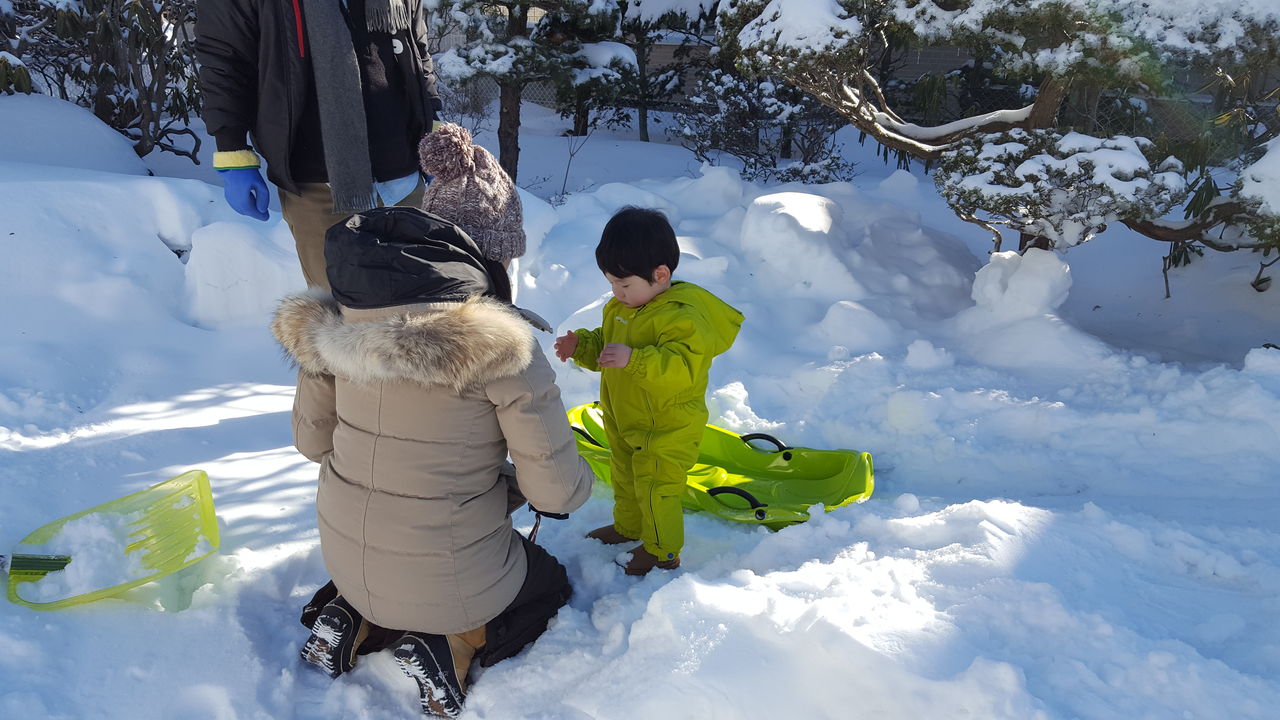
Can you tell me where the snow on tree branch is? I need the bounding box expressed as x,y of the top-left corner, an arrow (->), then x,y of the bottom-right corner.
873,104 -> 1036,143
937,129 -> 1187,250
628,0 -> 717,24
739,0 -> 865,55
895,0 -> 1280,59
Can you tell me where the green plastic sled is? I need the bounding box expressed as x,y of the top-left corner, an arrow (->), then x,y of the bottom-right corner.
4,470 -> 220,610
567,403 -> 874,530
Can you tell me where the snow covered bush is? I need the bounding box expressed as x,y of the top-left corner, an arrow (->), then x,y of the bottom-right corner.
711,0 -> 1280,281
431,1 -> 584,179
0,49 -> 32,94
1,0 -> 201,160
1238,138 -> 1280,247
1,3 -> 35,94
676,68 -> 855,183
1237,138 -> 1280,291
937,130 -> 1186,251
0,1 -> 35,95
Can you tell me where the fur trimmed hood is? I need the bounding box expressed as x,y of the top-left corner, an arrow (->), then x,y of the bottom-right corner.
272,288 -> 535,392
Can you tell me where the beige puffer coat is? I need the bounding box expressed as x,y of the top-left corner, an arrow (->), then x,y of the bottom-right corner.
272,288 -> 594,634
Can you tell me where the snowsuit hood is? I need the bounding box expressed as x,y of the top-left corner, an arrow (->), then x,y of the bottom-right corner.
646,281 -> 743,358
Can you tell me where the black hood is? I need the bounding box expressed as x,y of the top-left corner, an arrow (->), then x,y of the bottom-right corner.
324,207 -> 511,309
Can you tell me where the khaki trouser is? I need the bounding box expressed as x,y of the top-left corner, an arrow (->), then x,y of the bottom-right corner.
279,178 -> 427,289
446,627 -> 488,692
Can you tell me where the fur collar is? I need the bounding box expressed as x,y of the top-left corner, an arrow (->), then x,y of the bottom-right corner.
272,288 -> 534,392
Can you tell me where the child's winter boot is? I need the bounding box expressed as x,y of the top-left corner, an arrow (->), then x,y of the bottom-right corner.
586,524 -> 637,545
394,627 -> 487,718
616,544 -> 680,576
300,594 -> 370,678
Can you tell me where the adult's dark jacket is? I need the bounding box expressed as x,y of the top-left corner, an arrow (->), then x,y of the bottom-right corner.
195,0 -> 442,194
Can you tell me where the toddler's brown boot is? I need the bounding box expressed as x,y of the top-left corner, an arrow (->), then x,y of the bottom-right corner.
616,545 -> 680,576
586,524 -> 637,545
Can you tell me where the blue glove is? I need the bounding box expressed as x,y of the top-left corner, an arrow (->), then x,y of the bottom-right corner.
218,167 -> 270,221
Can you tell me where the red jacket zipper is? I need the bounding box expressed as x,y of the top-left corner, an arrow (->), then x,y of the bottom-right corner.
292,0 -> 306,57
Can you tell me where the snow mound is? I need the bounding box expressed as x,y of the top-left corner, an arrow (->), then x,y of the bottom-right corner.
0,94 -> 147,175
946,248 -> 1113,370
969,249 -> 1071,320
740,192 -> 864,302
184,222 -> 305,329
1244,347 -> 1280,375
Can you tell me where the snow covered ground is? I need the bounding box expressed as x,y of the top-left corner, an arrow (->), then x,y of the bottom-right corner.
1,93 -> 1278,719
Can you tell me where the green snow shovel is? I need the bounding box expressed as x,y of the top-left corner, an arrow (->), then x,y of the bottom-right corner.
2,470 -> 220,610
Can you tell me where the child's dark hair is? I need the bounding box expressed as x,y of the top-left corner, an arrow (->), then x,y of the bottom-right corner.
595,207 -> 679,281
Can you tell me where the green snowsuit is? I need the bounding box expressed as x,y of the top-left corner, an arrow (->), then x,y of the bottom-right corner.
572,281 -> 744,560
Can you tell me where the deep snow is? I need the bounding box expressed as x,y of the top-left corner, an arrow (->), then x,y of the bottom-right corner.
1,94 -> 1278,720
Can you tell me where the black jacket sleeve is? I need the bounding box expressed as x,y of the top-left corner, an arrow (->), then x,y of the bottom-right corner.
411,4 -> 443,117
195,0 -> 261,151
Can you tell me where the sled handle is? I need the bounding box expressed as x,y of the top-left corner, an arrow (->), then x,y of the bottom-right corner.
707,487 -> 769,521
1,554 -> 72,574
571,426 -> 605,448
740,433 -> 792,456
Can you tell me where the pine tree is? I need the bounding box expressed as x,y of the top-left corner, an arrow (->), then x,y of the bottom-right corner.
614,1 -> 706,142
427,0 -> 622,181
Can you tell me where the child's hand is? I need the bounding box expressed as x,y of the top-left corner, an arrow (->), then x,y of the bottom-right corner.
554,331 -> 578,361
598,343 -> 632,368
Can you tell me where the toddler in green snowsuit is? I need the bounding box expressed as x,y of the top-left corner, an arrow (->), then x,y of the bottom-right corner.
554,207 -> 743,575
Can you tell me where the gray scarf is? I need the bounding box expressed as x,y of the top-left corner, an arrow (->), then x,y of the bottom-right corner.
300,0 -> 413,214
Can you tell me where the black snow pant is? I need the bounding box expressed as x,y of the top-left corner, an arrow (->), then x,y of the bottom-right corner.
299,533 -> 572,665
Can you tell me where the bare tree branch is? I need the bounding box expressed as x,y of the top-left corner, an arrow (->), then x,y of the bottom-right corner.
956,211 -> 1010,252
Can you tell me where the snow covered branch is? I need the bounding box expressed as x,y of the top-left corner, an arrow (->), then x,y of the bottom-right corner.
937,130 -> 1189,251
791,67 -> 1070,160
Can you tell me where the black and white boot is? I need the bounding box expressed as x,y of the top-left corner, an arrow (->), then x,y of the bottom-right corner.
299,595 -> 368,678
394,632 -> 468,718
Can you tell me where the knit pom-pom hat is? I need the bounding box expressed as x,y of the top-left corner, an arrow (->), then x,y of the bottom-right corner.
418,123 -> 526,264
418,122 -> 476,180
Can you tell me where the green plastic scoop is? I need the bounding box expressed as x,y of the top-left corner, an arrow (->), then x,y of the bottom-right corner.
567,403 -> 874,530
3,470 -> 220,610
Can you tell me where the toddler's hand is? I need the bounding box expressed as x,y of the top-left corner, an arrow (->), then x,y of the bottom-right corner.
554,331 -> 578,361
598,343 -> 632,368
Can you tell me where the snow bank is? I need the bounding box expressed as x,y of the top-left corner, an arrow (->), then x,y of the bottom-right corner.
740,191 -> 865,302
184,222 -> 304,329
521,166 -> 1280,503
950,249 -> 1114,370
2,102 -> 1278,720
0,94 -> 147,175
